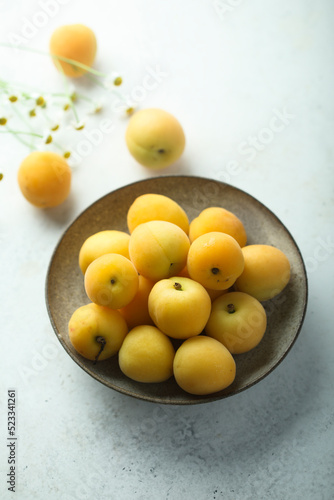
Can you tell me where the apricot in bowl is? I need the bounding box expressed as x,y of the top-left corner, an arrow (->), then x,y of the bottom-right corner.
46,176 -> 308,404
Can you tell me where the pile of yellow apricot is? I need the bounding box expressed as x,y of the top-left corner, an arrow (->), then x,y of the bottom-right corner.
68,193 -> 291,396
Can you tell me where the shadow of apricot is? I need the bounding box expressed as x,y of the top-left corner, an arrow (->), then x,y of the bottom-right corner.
37,191 -> 78,228
134,154 -> 196,179
162,156 -> 196,177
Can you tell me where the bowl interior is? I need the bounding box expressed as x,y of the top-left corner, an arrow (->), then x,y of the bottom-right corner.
46,175 -> 308,404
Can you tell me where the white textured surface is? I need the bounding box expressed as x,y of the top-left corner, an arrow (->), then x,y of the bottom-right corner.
0,1 -> 333,499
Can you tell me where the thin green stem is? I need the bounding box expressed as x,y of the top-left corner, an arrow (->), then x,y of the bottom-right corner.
0,130 -> 69,154
86,73 -> 129,105
76,93 -> 95,103
71,103 -> 79,123
85,72 -> 107,89
10,103 -> 31,128
3,127 -> 36,148
54,58 -> 79,123
53,140 -> 65,153
1,79 -> 37,96
40,106 -> 58,131
1,81 -> 93,112
0,130 -> 43,138
52,92 -> 74,98
12,134 -> 32,148
110,88 -> 129,104
0,43 -> 106,77
11,105 -> 35,150
0,80 -> 72,102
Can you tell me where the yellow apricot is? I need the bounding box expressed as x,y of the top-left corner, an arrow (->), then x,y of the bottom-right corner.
125,108 -> 185,169
189,206 -> 247,247
127,193 -> 189,234
129,220 -> 190,282
205,292 -> 267,354
119,275 -> 155,330
187,232 -> 244,290
84,253 -> 139,309
68,303 -> 128,361
17,151 -> 71,208
49,24 -> 97,78
79,230 -> 130,274
234,244 -> 291,301
148,277 -> 212,339
118,325 -> 175,383
173,336 -> 236,395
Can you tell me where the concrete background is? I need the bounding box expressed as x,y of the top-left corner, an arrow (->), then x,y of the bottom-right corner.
0,1 -> 333,499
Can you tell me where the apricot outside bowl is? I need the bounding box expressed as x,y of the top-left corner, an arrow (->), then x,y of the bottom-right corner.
45,176 -> 308,405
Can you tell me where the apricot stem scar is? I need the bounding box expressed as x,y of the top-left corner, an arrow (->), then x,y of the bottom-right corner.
94,336 -> 106,364
211,267 -> 219,275
158,149 -> 165,154
227,303 -> 235,314
110,279 -> 116,284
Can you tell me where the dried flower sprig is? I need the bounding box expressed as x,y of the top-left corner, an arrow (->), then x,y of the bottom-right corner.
0,42 -> 132,172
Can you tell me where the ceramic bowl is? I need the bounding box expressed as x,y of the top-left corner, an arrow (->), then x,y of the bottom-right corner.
45,176 -> 308,404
